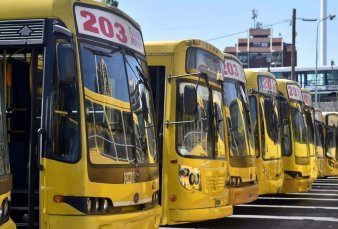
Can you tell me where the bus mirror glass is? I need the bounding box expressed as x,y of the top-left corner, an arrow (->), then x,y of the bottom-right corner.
141,93 -> 149,122
264,99 -> 273,119
281,101 -> 289,120
183,85 -> 197,115
56,43 -> 76,84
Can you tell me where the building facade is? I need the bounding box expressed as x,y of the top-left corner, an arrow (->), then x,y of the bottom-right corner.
224,28 -> 295,68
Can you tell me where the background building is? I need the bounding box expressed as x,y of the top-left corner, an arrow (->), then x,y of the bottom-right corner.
224,27 -> 295,68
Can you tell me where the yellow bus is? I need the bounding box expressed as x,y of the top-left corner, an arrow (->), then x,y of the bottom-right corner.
277,79 -> 312,193
314,109 -> 325,178
245,70 -> 283,195
0,0 -> 161,228
146,40 -> 232,225
0,62 -> 16,229
223,54 -> 258,204
301,88 -> 318,182
322,112 -> 338,177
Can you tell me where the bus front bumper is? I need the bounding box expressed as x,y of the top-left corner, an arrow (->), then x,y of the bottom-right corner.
168,204 -> 232,224
282,178 -> 312,193
258,178 -> 284,195
45,205 -> 161,229
228,183 -> 259,205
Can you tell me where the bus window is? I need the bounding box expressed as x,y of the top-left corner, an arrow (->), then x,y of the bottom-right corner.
281,119 -> 292,156
176,82 -> 213,158
249,96 -> 259,157
315,122 -> 324,157
51,40 -> 80,162
326,126 -> 336,159
229,100 -> 247,157
291,108 -> 308,157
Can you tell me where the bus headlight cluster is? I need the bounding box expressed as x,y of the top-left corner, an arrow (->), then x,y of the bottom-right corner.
285,171 -> 302,180
152,191 -> 159,204
229,176 -> 242,186
86,197 -> 112,214
328,160 -> 334,168
0,198 -> 10,220
178,166 -> 201,191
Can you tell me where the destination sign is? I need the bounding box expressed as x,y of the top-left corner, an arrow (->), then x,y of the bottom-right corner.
258,76 -> 277,93
75,5 -> 145,54
223,59 -> 246,83
287,84 -> 303,101
302,92 -> 312,107
315,111 -> 322,122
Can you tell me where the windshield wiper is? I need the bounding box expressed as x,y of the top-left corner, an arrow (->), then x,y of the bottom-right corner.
124,52 -> 151,91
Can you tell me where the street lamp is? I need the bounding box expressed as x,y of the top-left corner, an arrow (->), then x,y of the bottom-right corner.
315,14 -> 336,104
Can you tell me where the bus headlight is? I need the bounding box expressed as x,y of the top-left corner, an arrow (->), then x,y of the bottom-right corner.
2,199 -> 9,217
86,198 -> 92,213
152,191 -> 159,204
194,173 -> 200,185
102,199 -> 109,211
329,160 -> 334,168
189,173 -> 195,185
178,166 -> 201,191
229,176 -> 242,186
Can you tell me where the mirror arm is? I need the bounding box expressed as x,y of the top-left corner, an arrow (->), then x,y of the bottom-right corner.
166,118 -> 197,127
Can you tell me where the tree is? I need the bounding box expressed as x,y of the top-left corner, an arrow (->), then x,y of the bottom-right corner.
103,0 -> 119,7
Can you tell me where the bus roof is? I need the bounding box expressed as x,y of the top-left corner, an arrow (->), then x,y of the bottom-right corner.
0,0 -> 140,34
245,70 -> 277,94
145,39 -> 224,59
224,53 -> 242,66
277,79 -> 303,102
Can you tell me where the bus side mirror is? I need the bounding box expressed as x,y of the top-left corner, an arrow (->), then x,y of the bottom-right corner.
141,93 -> 149,122
183,85 -> 197,115
264,99 -> 273,118
56,43 -> 76,84
281,101 -> 289,120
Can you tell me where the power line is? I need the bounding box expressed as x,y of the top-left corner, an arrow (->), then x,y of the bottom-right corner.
206,19 -> 291,42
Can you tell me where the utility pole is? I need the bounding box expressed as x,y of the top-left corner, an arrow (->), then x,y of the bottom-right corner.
291,8 -> 296,81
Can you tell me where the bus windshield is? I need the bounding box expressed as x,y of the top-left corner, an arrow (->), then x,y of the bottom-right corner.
326,126 -> 337,159
315,121 -> 324,157
291,107 -> 308,157
176,82 -> 222,159
80,42 -> 157,165
223,80 -> 252,158
304,109 -> 315,156
186,47 -> 224,80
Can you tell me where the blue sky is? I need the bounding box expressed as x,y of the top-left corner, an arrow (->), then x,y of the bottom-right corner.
119,0 -> 337,67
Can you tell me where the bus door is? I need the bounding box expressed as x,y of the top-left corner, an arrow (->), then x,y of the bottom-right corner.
38,26 -> 80,228
3,45 -> 44,228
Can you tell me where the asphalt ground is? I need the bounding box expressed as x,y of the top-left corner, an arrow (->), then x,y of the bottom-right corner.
162,177 -> 338,229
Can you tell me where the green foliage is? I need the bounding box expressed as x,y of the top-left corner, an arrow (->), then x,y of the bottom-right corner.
103,0 -> 119,7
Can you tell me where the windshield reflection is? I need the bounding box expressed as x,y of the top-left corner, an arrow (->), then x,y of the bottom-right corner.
223,81 -> 253,158
80,42 -> 157,165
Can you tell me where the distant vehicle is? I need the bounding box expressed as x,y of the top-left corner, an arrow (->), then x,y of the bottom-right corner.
245,70 -> 284,195
277,79 -> 312,193
252,66 -> 338,102
223,54 -> 258,204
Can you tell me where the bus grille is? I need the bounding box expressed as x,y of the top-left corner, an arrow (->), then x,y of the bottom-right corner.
205,175 -> 226,193
0,19 -> 44,45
